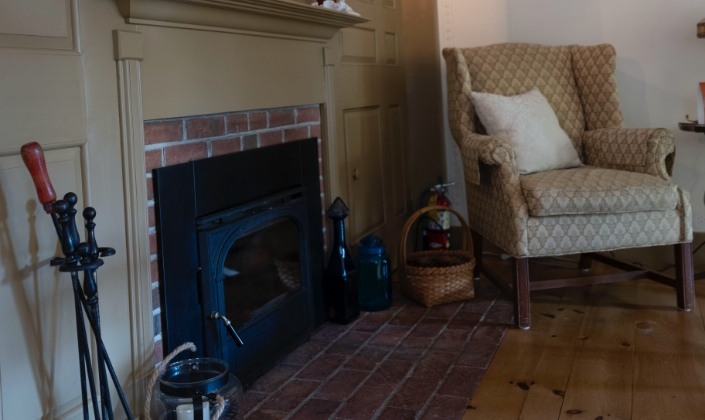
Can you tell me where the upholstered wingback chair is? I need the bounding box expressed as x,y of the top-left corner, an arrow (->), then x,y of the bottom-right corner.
443,43 -> 693,329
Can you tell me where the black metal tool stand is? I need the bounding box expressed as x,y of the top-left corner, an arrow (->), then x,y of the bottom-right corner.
21,142 -> 133,420
52,193 -> 133,419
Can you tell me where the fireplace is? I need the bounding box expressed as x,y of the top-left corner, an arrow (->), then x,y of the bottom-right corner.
152,138 -> 324,386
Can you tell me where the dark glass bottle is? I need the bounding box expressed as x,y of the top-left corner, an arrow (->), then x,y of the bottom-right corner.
325,197 -> 359,324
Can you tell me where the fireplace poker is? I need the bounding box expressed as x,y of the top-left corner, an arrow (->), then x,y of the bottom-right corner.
20,142 -> 133,420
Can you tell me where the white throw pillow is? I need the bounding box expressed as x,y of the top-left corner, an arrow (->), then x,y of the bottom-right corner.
470,88 -> 582,174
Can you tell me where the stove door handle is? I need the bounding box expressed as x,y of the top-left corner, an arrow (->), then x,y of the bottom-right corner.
209,311 -> 244,347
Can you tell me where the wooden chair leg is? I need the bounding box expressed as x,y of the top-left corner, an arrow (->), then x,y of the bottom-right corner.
514,257 -> 531,329
471,230 -> 483,280
675,242 -> 695,311
578,253 -> 592,272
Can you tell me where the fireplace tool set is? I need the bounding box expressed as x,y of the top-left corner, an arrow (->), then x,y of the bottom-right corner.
21,142 -> 133,420
22,142 -> 244,420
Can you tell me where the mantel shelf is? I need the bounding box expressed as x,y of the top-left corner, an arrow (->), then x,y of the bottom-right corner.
116,0 -> 368,41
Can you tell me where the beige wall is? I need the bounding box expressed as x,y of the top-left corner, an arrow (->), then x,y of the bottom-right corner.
0,0 -> 340,416
6,0 -> 701,416
402,0 -> 446,208
0,0 -> 150,418
437,0 -> 705,234
1,0 -> 429,417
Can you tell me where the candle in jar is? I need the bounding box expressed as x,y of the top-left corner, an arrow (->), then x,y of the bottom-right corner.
176,400 -> 209,420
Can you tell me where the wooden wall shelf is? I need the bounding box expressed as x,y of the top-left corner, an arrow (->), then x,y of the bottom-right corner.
678,122 -> 705,134
116,0 -> 367,41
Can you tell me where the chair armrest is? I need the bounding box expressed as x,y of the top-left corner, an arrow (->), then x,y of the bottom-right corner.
582,128 -> 674,180
459,132 -> 520,185
459,132 -> 529,256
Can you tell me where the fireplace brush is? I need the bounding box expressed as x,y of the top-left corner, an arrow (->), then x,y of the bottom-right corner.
21,142 -> 133,420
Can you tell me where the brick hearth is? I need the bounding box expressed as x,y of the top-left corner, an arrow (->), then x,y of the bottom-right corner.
240,280 -> 511,419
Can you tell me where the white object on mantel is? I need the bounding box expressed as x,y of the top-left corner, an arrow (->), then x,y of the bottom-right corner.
311,0 -> 361,17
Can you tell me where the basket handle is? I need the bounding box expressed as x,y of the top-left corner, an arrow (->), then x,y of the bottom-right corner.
399,205 -> 472,268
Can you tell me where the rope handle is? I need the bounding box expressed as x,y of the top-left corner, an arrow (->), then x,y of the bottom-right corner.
143,342 -> 226,420
399,205 -> 472,268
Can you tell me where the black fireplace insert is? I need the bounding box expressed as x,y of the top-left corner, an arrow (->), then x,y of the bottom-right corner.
153,138 -> 324,386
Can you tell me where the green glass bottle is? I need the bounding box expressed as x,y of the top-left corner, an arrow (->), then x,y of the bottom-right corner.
325,197 -> 359,324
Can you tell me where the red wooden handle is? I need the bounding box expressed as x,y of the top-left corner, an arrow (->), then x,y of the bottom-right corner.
21,142 -> 57,213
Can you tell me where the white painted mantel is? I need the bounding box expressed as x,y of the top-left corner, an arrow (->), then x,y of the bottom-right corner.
116,0 -> 367,41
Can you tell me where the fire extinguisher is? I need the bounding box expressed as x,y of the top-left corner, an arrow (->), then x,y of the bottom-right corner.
422,180 -> 454,250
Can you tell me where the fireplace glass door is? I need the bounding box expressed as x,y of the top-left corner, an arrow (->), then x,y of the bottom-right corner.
197,195 -> 315,385
221,217 -> 301,328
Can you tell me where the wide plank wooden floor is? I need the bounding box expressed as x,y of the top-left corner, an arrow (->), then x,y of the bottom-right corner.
464,256 -> 705,420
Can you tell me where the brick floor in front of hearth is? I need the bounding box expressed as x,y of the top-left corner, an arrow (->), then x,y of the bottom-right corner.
239,279 -> 512,419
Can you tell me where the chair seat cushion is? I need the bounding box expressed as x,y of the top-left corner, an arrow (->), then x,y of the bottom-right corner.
521,166 -> 679,217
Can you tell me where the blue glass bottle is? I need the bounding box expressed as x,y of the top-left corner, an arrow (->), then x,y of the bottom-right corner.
325,197 -> 359,324
357,235 -> 392,311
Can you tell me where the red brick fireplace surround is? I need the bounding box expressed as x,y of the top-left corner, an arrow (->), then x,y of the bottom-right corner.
143,104 -> 323,359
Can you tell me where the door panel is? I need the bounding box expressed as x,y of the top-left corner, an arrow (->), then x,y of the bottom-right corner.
386,104 -> 407,221
327,0 -> 409,246
0,0 -> 75,50
383,32 -> 399,65
0,2 -> 87,417
0,1 -> 138,418
341,27 -> 377,64
344,107 -> 385,237
0,147 -> 85,419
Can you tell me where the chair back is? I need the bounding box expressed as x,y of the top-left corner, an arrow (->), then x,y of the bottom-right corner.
443,43 -> 624,154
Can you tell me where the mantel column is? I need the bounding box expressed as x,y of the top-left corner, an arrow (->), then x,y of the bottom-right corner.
113,28 -> 154,413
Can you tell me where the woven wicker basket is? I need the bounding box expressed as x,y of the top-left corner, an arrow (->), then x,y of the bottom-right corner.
399,205 -> 475,306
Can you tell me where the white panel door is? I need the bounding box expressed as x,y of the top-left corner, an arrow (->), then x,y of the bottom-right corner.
326,0 -> 409,257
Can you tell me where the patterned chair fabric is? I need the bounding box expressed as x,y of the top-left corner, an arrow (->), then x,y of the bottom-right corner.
442,43 -> 692,259
520,167 -> 679,217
